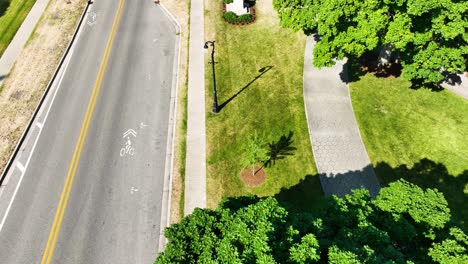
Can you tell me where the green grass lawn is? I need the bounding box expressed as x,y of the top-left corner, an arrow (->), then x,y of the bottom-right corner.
350,74 -> 468,229
205,1 -> 319,209
0,0 -> 36,57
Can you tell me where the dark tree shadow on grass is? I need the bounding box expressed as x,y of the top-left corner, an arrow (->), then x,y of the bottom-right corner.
221,158 -> 466,231
264,131 -> 297,168
218,65 -> 273,111
272,158 -> 467,230
341,54 -> 403,84
409,78 -> 445,91
0,0 -> 10,17
410,70 -> 464,91
340,57 -> 364,83
214,158 -> 467,263
375,158 -> 468,230
275,174 -> 325,214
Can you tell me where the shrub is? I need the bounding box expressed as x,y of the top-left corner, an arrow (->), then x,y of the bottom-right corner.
237,14 -> 253,24
223,11 -> 238,24
223,0 -> 233,4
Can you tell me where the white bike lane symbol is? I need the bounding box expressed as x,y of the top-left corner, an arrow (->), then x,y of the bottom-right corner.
120,142 -> 134,157
120,129 -> 137,157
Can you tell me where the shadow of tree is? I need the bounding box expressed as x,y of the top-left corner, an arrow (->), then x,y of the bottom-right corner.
340,57 -> 364,83
441,71 -> 462,86
318,165 -> 381,198
375,158 -> 468,229
409,78 -> 445,91
341,54 -> 403,84
264,131 -> 296,168
273,158 -> 466,230
275,174 -> 325,213
211,159 -> 467,262
0,0 -> 10,17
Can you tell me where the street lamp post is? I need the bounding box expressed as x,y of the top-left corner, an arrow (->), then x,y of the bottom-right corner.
204,41 -> 219,114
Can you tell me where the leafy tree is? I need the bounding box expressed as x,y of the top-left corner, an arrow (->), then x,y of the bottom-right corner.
157,197 -> 289,263
429,227 -> 468,264
273,0 -> 468,84
241,131 -> 269,176
156,180 -> 468,263
289,234 -> 321,263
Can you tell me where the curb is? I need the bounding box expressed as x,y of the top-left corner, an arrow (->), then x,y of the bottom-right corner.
157,2 -> 181,254
0,2 -> 91,186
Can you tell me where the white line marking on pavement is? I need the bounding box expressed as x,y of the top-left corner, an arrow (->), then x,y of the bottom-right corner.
36,122 -> 43,129
87,11 -> 97,26
130,187 -> 138,194
122,129 -> 137,138
0,11 -> 86,232
16,162 -> 25,173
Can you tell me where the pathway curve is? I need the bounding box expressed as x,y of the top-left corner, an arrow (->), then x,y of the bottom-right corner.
0,0 -> 49,86
184,0 -> 206,215
303,36 -> 380,197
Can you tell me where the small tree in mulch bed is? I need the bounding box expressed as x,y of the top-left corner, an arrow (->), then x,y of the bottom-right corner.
241,131 -> 269,177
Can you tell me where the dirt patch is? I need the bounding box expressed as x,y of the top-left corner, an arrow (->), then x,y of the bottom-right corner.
9,89 -> 23,100
0,0 -> 87,175
240,166 -> 267,187
162,0 -> 189,224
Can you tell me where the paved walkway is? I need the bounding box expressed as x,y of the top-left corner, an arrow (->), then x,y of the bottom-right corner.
303,36 -> 380,197
0,0 -> 49,86
441,74 -> 468,99
184,0 -> 206,215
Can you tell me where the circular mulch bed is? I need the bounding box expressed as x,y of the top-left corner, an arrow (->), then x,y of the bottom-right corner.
240,165 -> 266,187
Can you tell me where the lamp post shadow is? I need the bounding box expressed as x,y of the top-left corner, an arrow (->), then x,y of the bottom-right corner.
218,65 -> 274,112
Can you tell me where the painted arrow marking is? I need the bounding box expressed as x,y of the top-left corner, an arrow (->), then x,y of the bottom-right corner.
123,129 -> 137,138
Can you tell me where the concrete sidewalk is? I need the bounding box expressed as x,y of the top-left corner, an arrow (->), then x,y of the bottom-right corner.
303,36 -> 380,197
184,0 -> 206,215
441,73 -> 468,99
0,0 -> 49,86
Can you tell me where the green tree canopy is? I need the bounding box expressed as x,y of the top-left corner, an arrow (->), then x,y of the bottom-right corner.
156,180 -> 467,263
273,0 -> 468,84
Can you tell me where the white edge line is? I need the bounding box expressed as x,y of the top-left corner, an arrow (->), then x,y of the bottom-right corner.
16,162 -> 25,173
0,8 -> 89,232
158,2 -> 181,254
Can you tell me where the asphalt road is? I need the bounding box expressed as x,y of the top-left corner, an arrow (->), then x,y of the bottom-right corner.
0,0 -> 177,263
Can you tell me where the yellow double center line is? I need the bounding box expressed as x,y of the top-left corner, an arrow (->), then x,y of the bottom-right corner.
40,0 -> 125,263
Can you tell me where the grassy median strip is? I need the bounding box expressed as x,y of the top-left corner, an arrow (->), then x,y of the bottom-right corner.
0,0 -> 87,175
351,74 -> 468,229
205,0 -> 319,209
0,0 -> 36,56
163,0 -> 190,223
